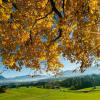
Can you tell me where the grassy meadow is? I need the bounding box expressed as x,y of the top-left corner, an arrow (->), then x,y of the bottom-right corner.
0,86 -> 100,100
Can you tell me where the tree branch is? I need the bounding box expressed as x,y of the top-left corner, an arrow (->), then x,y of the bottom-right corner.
49,0 -> 63,42
52,29 -> 62,42
90,44 -> 100,52
31,10 -> 53,29
36,10 -> 53,21
29,0 -> 63,46
26,10 -> 53,45
62,0 -> 65,16
50,0 -> 62,18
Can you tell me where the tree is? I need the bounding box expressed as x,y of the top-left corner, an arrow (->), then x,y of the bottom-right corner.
0,0 -> 99,72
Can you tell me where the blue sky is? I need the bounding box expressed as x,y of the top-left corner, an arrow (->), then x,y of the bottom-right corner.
0,57 -> 100,78
0,57 -> 80,78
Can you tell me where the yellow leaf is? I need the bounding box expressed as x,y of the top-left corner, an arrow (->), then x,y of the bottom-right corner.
0,0 -> 2,5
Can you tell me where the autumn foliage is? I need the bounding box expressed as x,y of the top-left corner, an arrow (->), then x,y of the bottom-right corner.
0,0 -> 99,72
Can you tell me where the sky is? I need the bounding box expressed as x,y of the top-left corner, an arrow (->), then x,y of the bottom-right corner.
0,54 -> 100,78
0,57 -> 100,78
0,57 -> 80,78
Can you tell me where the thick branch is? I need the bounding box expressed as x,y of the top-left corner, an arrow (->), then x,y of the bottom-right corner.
62,0 -> 65,16
50,0 -> 62,18
49,0 -> 63,42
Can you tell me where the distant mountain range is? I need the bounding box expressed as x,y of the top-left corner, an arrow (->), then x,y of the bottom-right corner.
0,66 -> 100,83
10,75 -> 44,79
58,67 -> 100,78
6,74 -> 50,82
0,75 -> 6,80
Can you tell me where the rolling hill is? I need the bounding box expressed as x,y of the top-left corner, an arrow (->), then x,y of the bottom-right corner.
0,75 -> 6,80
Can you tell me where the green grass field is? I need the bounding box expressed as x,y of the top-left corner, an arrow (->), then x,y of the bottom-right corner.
0,86 -> 100,100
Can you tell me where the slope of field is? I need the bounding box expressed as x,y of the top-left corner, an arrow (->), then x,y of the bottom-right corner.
0,86 -> 100,100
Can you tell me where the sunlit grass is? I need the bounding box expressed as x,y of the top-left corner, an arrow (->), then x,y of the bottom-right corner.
0,86 -> 100,100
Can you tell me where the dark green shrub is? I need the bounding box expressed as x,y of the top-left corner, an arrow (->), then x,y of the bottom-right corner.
0,86 -> 6,93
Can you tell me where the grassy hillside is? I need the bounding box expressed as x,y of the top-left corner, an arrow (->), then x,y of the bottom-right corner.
0,87 -> 100,100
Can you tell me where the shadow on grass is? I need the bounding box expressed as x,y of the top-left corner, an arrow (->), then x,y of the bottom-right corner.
70,88 -> 100,93
0,87 -> 6,94
58,87 -> 100,94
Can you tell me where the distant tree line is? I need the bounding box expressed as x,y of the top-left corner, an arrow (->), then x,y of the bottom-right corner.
1,74 -> 100,93
34,74 -> 100,90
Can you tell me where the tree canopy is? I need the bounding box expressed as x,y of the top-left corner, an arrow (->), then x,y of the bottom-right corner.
0,0 -> 99,72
